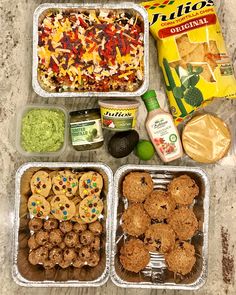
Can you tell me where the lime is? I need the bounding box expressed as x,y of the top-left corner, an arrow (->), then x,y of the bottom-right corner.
135,140 -> 155,161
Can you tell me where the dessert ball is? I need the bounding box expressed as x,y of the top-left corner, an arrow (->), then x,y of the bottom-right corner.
28,218 -> 43,232
43,259 -> 56,270
87,252 -> 100,267
44,218 -> 59,231
49,229 -> 64,246
49,247 -> 63,264
80,230 -> 95,245
64,231 -> 79,248
168,207 -> 198,240
144,190 -> 176,221
35,230 -> 49,246
123,172 -> 154,203
88,221 -> 103,235
73,257 -> 85,268
73,222 -> 87,234
144,223 -> 175,253
120,239 -> 150,273
90,237 -> 101,251
165,241 -> 196,275
121,203 -> 151,237
63,248 -> 77,262
168,175 -> 199,205
79,246 -> 92,261
28,234 -> 39,250
59,221 -> 73,233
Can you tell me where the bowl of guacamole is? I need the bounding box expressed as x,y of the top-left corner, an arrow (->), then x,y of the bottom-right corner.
17,105 -> 67,156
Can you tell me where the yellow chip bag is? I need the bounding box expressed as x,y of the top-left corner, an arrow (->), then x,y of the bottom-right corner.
141,0 -> 236,125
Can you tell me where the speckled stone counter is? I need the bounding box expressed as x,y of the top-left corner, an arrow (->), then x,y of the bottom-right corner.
0,0 -> 235,294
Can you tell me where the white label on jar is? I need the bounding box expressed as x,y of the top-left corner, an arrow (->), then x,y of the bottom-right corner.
149,115 -> 181,159
70,119 -> 103,146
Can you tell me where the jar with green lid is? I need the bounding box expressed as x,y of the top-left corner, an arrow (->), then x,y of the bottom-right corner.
69,109 -> 104,151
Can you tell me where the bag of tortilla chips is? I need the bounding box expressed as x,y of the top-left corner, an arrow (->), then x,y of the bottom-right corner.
141,0 -> 236,125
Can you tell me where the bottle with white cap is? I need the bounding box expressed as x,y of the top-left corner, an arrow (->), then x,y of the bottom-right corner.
141,90 -> 183,163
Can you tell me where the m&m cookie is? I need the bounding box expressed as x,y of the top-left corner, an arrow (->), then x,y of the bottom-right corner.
79,171 -> 103,199
28,194 -> 50,218
52,170 -> 78,197
79,195 -> 104,223
50,195 -> 76,221
30,171 -> 52,197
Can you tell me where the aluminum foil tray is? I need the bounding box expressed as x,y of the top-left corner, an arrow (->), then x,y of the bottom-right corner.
12,162 -> 113,287
111,165 -> 210,290
32,3 -> 149,98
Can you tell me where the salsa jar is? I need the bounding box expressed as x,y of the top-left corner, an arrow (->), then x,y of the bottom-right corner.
69,109 -> 104,151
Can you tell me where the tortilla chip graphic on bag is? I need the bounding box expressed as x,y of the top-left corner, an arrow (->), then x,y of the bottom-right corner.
141,0 -> 236,125
182,43 -> 205,63
176,34 -> 199,58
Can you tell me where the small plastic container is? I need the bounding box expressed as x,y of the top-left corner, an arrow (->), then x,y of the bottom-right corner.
16,104 -> 68,157
98,100 -> 140,132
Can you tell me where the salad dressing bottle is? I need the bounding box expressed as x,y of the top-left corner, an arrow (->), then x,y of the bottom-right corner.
141,90 -> 183,163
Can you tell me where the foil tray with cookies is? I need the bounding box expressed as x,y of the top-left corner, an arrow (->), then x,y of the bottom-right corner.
111,165 -> 210,290
13,162 -> 112,287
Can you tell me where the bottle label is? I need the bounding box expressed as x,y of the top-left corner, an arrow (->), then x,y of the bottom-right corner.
70,119 -> 103,146
100,108 -> 137,130
149,114 -> 181,159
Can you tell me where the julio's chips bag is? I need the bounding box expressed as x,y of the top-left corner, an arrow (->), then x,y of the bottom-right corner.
141,0 -> 236,125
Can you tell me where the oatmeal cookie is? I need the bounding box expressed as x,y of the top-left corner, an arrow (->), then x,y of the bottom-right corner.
144,224 -> 175,253
144,190 -> 176,221
121,203 -> 151,237
168,175 -> 199,206
168,207 -> 198,240
165,241 -> 196,275
123,172 -> 154,203
120,239 -> 150,273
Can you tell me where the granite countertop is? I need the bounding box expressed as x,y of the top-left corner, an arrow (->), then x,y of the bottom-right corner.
0,0 -> 236,294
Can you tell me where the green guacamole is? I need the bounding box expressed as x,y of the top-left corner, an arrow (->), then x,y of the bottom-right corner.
21,109 -> 65,152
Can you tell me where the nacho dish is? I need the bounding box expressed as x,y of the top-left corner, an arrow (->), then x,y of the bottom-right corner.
37,9 -> 145,93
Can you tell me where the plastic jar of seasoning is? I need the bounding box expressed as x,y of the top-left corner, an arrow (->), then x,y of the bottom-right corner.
69,109 -> 104,151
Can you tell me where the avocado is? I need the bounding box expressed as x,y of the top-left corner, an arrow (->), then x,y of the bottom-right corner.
108,130 -> 139,158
